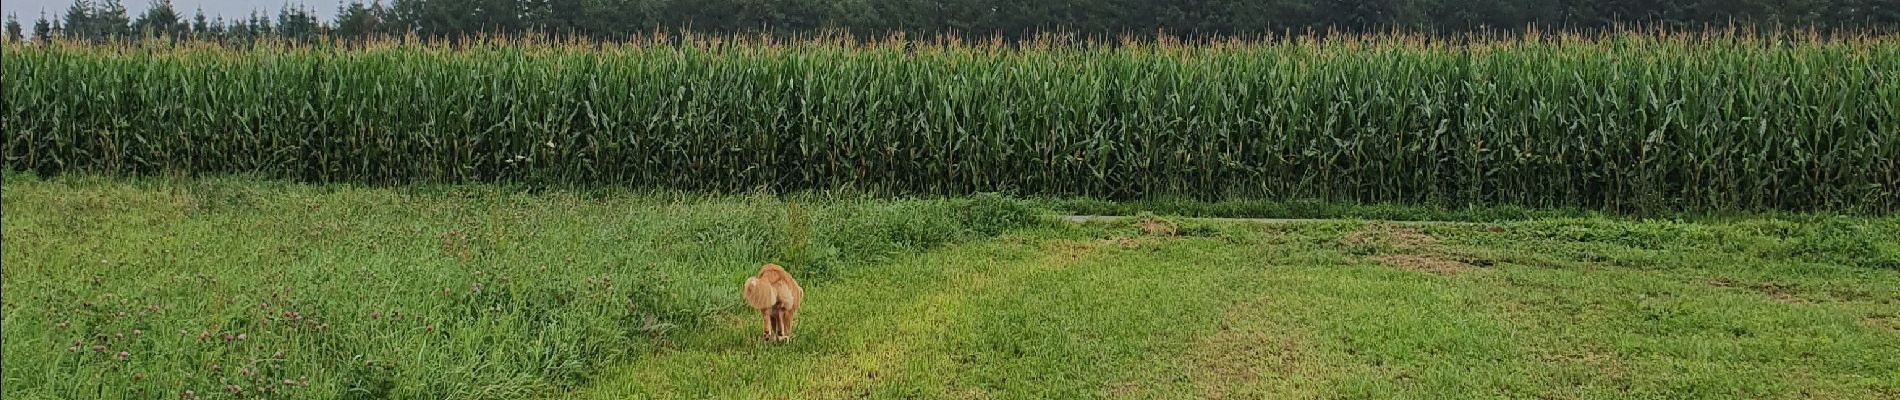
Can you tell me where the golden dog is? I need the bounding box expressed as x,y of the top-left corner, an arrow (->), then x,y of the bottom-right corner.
742,263 -> 803,342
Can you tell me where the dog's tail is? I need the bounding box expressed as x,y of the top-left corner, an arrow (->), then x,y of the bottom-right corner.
742,277 -> 777,310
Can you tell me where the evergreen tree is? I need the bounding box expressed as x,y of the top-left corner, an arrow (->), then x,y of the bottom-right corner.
5,14 -> 23,42
334,0 -> 387,38
191,7 -> 209,37
95,0 -> 132,38
248,9 -> 272,37
131,0 -> 182,38
277,4 -> 321,39
32,12 -> 52,41
63,0 -> 92,39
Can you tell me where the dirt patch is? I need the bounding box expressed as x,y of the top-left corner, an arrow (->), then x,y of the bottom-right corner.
1104,381 -> 1141,398
1342,225 -> 1494,274
1135,216 -> 1178,236
1532,345 -> 1629,382
1100,216 -> 1183,249
1709,278 -> 1807,303
1341,225 -> 1439,248
1044,240 -> 1100,261
950,388 -> 993,399
1373,254 -> 1471,275
1752,283 -> 1803,302
1864,315 -> 1900,333
1175,298 -> 1329,399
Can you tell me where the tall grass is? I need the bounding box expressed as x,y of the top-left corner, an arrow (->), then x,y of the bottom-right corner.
4,32 -> 1896,213
0,174 -> 1041,399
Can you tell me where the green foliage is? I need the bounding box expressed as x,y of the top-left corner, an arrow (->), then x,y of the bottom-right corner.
27,0 -> 1900,44
6,33 -> 1895,214
960,193 -> 1044,236
0,176 -> 1035,399
1785,216 -> 1900,269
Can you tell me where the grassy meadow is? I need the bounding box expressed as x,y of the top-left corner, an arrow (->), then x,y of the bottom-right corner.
4,175 -> 1897,399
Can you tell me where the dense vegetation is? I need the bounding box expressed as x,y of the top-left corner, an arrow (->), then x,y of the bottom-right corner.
5,33 -> 1896,213
6,176 -> 1897,398
0,174 -> 1041,398
6,0 -> 1898,44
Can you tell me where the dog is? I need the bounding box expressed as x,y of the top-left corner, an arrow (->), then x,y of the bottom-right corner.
742,263 -> 803,342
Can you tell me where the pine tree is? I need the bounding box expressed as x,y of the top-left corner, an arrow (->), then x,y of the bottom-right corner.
277,4 -> 321,39
32,12 -> 52,41
95,0 -> 132,38
335,1 -> 387,38
131,0 -> 181,38
191,7 -> 209,37
5,14 -> 23,42
63,0 -> 92,39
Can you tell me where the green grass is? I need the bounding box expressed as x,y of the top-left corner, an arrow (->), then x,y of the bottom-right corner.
576,216 -> 1900,399
0,174 -> 1036,398
5,176 -> 1898,399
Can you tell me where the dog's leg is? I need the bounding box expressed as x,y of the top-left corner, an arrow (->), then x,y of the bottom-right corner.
761,308 -> 778,341
779,305 -> 797,341
771,307 -> 786,341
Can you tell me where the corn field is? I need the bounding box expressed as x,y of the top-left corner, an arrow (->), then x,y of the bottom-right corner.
3,33 -> 1897,213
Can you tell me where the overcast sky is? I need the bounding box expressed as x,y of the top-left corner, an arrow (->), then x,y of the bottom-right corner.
3,1 -> 342,23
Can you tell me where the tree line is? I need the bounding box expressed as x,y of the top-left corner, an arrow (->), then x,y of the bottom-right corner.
6,0 -> 1898,43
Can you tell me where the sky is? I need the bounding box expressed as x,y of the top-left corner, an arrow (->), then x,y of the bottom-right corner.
3,0 -> 343,23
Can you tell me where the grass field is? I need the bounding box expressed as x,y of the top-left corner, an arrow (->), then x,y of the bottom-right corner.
4,175 -> 1898,399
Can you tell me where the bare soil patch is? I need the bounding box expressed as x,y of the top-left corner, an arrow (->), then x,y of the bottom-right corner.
1174,298 -> 1329,399
1709,278 -> 1808,303
1135,216 -> 1178,236
1860,314 -> 1899,333
1373,254 -> 1472,275
1341,225 -> 1440,248
1341,225 -> 1489,275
